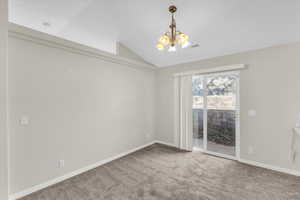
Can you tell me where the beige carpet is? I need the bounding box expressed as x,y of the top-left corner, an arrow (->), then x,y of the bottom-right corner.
20,144 -> 300,200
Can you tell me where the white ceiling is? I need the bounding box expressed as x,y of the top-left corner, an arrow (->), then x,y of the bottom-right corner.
9,0 -> 300,67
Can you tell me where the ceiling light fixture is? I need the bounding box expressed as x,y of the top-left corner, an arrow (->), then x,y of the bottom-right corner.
156,5 -> 190,52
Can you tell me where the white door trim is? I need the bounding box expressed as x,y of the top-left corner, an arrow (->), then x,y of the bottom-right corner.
235,72 -> 241,160
0,0 -> 9,199
203,76 -> 208,151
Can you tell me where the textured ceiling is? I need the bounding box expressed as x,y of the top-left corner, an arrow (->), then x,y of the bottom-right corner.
9,0 -> 300,67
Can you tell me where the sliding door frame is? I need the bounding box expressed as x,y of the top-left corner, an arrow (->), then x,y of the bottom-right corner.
194,71 -> 240,161
203,76 -> 208,151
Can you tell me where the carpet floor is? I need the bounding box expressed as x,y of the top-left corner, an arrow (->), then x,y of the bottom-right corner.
20,144 -> 300,200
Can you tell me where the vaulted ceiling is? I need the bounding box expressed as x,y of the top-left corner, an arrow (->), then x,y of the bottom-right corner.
9,0 -> 300,67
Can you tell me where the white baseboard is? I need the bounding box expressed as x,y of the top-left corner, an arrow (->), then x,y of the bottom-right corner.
239,159 -> 300,177
154,140 -> 177,148
9,141 -> 155,200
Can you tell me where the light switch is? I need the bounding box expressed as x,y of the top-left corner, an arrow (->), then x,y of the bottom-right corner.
20,116 -> 30,125
248,110 -> 257,117
58,160 -> 65,168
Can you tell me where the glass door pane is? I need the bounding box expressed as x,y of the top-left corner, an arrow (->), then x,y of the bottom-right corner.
206,74 -> 237,156
192,75 -> 204,150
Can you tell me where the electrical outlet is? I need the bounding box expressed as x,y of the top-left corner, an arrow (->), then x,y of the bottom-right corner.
20,116 -> 30,125
248,110 -> 257,117
58,160 -> 65,168
146,133 -> 151,140
248,146 -> 254,155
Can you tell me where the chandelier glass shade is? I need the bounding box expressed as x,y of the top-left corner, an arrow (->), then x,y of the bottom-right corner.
156,5 -> 190,52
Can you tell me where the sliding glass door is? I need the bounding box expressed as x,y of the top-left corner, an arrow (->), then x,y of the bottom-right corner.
192,72 -> 239,159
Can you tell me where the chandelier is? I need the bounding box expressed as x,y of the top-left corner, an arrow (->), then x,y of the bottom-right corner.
156,5 -> 190,52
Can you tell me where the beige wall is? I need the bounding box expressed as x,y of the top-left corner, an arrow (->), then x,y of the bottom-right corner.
156,42 -> 300,172
0,0 -> 8,199
7,21 -> 300,196
117,42 -> 149,64
8,30 -> 156,194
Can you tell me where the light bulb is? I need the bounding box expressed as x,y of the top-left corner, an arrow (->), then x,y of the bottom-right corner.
156,43 -> 164,51
178,33 -> 189,44
159,34 -> 170,46
181,41 -> 190,48
168,45 -> 176,52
